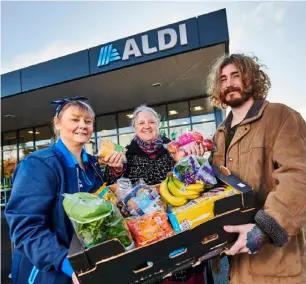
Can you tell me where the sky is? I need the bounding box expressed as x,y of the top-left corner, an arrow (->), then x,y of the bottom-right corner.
1,1 -> 306,119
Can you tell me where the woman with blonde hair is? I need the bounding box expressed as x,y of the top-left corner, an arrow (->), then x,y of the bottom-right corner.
5,96 -> 104,284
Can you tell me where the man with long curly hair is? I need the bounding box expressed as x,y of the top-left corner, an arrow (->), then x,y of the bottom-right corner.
207,53 -> 306,284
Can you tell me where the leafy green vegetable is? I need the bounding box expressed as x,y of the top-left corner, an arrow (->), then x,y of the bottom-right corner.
63,192 -> 133,249
63,192 -> 112,223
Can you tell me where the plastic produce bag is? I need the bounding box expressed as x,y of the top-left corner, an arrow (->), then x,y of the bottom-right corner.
173,155 -> 217,186
63,192 -> 134,250
126,211 -> 174,247
116,178 -> 133,202
165,131 -> 215,162
123,179 -> 166,216
114,178 -> 134,217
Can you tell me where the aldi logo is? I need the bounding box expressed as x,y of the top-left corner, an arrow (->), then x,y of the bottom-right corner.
97,23 -> 188,68
97,44 -> 121,67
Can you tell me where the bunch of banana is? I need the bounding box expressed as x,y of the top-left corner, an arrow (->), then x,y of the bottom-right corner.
159,176 -> 188,207
171,177 -> 205,194
159,175 -> 205,207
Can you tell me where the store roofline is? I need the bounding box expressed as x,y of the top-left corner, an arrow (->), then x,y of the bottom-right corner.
1,8 -> 229,99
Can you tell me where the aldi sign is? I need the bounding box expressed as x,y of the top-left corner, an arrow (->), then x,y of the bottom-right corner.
90,18 -> 199,74
97,24 -> 188,67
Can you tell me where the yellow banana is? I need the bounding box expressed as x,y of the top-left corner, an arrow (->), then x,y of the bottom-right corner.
186,194 -> 200,200
168,177 -> 199,197
172,177 -> 205,193
159,177 -> 188,207
186,183 -> 205,193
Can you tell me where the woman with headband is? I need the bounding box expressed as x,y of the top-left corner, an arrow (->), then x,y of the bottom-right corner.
5,97 -> 103,284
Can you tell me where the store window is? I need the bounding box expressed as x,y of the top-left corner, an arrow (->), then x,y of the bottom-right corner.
96,114 -> 117,137
35,125 -> 53,150
192,121 -> 216,139
118,111 -> 133,134
18,128 -> 35,161
2,132 -> 18,181
86,133 -> 97,155
84,140 -> 96,156
2,150 -> 17,179
2,149 -> 14,204
169,125 -> 192,141
152,105 -> 167,126
2,132 -> 17,151
151,105 -> 168,138
168,101 -> 191,127
190,98 -> 214,123
189,97 -> 215,138
119,133 -> 134,147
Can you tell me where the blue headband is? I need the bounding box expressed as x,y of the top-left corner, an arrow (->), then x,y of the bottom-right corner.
51,96 -> 88,116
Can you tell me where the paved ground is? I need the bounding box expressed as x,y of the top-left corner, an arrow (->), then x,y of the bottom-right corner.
1,209 -> 12,283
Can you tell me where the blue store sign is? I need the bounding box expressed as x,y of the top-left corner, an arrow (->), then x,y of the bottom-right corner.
89,18 -> 199,74
96,23 -> 189,68
1,9 -> 229,97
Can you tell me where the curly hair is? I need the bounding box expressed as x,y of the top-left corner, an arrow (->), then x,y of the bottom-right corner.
207,53 -> 271,109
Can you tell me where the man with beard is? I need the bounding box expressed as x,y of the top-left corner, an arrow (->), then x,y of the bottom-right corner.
206,53 -> 306,284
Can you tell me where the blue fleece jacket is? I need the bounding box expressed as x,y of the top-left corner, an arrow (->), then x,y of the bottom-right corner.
5,140 -> 103,284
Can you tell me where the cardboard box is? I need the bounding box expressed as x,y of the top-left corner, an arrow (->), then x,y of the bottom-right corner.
68,165 -> 257,284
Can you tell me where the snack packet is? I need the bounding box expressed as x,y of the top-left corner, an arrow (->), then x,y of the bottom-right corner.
123,180 -> 166,216
63,192 -> 134,250
93,183 -> 118,206
168,186 -> 239,232
126,211 -> 174,247
98,139 -> 126,159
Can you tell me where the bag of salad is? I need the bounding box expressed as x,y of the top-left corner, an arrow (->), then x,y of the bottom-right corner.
63,192 -> 134,250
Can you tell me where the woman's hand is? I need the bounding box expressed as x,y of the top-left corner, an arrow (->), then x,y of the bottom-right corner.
103,152 -> 125,173
72,272 -> 80,284
223,224 -> 269,255
184,142 -> 205,156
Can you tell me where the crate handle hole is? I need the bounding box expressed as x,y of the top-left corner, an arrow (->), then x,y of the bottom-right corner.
202,233 -> 219,244
169,247 -> 187,259
133,261 -> 153,273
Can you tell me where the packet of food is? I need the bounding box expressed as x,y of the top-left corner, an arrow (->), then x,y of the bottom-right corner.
173,155 -> 217,186
165,132 -> 215,162
98,139 -> 126,159
123,180 -> 166,216
63,192 -> 134,250
126,211 -> 174,247
114,178 -> 134,217
167,186 -> 239,232
93,183 -> 118,206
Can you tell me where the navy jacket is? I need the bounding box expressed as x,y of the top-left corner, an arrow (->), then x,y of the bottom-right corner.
5,141 -> 103,284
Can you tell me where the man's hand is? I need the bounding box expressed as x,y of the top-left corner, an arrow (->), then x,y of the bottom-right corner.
72,272 -> 80,284
223,224 -> 268,255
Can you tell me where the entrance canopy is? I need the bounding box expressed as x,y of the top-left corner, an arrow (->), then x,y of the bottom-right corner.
1,9 -> 229,132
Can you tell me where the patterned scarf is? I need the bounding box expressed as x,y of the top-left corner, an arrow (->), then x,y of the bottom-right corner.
134,136 -> 164,158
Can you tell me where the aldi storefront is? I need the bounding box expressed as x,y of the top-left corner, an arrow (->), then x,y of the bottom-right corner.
1,8 -> 229,201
